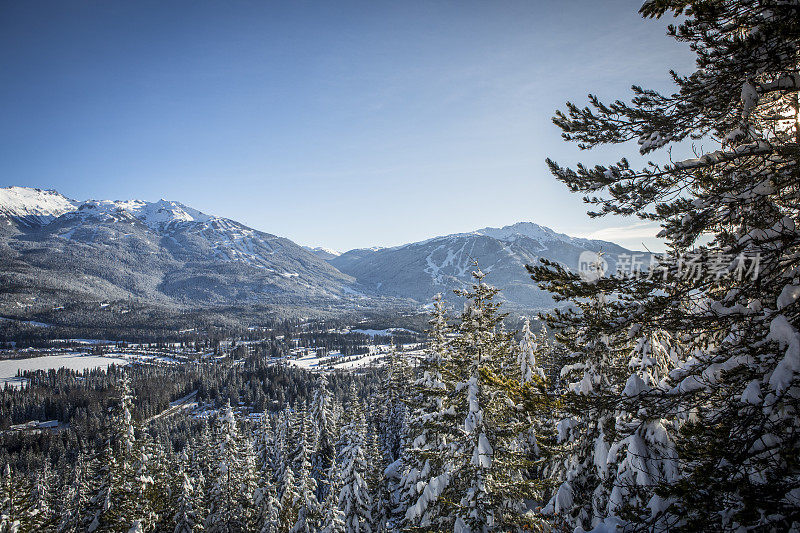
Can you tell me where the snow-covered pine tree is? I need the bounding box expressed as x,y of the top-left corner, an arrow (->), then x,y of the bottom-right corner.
537,0 -> 800,529
290,403 -> 321,533
487,321 -> 558,531
337,391 -> 373,533
310,373 -> 336,502
172,470 -> 199,533
273,408 -> 292,503
205,401 -> 254,532
531,324 -> 562,387
602,328 -> 681,525
320,455 -> 346,533
189,421 -> 213,527
56,449 -> 90,533
515,318 -> 552,463
171,450 -> 200,533
85,438 -> 116,532
382,344 -> 410,467
135,433 -> 165,530
278,455 -> 299,531
254,413 -> 276,474
240,426 -> 261,531
519,318 -> 546,386
203,413 -> 228,533
444,269 -> 539,532
86,375 -> 157,532
252,412 -> 282,532
530,285 -> 632,531
399,294 -> 457,530
449,271 -> 503,532
24,459 -> 55,530
0,464 -> 20,533
379,345 -> 411,529
252,468 -> 280,533
366,430 -> 390,532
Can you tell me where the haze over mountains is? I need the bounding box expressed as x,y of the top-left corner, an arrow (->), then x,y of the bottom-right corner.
0,186 -> 641,316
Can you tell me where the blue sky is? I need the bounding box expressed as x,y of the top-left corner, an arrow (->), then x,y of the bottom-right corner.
0,0 -> 695,252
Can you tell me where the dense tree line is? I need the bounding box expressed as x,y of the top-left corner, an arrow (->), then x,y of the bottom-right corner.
0,299 -> 428,348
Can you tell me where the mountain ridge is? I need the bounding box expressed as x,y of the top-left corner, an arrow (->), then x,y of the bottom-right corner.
1,186 -> 642,314
0,187 -> 78,227
0,186 -> 368,316
330,222 -> 640,309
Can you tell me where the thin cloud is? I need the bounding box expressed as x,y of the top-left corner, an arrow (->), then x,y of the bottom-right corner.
577,221 -> 662,242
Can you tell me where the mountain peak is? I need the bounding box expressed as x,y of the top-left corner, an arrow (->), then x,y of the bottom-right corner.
472,221 -> 564,242
1,186 -> 358,307
69,198 -> 213,230
303,246 -> 341,260
331,219 -> 636,309
0,186 -> 78,225
135,199 -> 212,227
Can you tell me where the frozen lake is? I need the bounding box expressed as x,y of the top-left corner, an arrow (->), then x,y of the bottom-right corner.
0,354 -> 131,387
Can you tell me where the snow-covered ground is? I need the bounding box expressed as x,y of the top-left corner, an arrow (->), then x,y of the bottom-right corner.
350,327 -> 416,336
286,352 -> 386,371
0,186 -> 77,223
0,352 -> 179,387
0,316 -> 52,328
145,390 -> 199,423
281,344 -> 424,373
0,354 -> 131,387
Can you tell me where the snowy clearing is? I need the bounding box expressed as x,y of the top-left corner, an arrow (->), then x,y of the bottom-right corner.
350,327 -> 416,336
281,345 -> 424,373
0,352 -> 178,387
0,354 -> 131,387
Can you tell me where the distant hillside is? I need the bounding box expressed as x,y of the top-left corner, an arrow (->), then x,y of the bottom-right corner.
330,222 -> 643,309
0,187 -> 372,317
0,186 -> 646,318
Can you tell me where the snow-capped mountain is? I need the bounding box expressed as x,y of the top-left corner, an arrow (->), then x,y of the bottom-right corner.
58,199 -> 307,270
330,222 -> 642,309
0,187 -> 360,309
473,221 -> 600,246
65,199 -> 212,229
0,187 -> 78,227
303,246 -> 341,261
0,186 -> 645,312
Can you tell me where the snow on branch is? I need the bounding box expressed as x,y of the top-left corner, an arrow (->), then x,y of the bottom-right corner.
673,140 -> 775,170
758,72 -> 800,93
